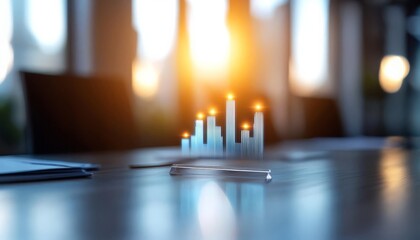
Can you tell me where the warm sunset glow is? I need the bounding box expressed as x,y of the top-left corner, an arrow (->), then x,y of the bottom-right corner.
182,132 -> 190,138
242,123 -> 250,130
227,93 -> 234,100
187,0 -> 230,79
132,60 -> 159,99
197,112 -> 205,119
209,108 -> 217,116
379,55 -> 410,93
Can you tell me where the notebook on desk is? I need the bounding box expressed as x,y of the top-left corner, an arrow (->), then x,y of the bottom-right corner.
0,156 -> 99,183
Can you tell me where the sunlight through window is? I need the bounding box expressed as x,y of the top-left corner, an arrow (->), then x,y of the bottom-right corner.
0,0 -> 13,84
187,0 -> 230,79
26,0 -> 66,54
290,0 -> 330,96
132,0 -> 178,99
133,0 -> 178,61
251,0 -> 287,19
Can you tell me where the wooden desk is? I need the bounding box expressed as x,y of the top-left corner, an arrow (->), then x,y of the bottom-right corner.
0,145 -> 418,240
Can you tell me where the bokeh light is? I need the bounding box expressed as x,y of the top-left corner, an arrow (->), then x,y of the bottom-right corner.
379,55 -> 410,93
132,60 -> 160,99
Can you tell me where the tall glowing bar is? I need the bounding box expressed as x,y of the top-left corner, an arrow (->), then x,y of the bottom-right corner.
207,109 -> 217,156
195,113 -> 204,152
253,105 -> 264,159
226,94 -> 236,155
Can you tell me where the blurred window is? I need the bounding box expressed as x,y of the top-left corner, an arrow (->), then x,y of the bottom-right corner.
187,0 -> 230,81
290,0 -> 331,97
0,0 -> 13,85
12,0 -> 67,73
132,0 -> 178,100
251,0 -> 287,19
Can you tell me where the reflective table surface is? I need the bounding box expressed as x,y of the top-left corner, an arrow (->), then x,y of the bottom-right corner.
1,140 -> 419,240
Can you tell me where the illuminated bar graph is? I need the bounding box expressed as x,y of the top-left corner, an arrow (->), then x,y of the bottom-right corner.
181,95 -> 264,159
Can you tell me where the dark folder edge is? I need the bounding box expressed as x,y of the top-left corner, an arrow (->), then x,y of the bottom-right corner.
0,167 -> 90,176
0,156 -> 99,184
0,169 -> 92,184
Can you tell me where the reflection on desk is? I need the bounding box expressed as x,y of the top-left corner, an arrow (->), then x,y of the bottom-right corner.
0,144 -> 418,240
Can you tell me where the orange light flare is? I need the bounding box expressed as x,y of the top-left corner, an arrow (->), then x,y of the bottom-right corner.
182,132 -> 190,138
208,108 -> 217,116
254,103 -> 264,112
242,123 -> 251,130
197,112 -> 205,120
227,93 -> 235,100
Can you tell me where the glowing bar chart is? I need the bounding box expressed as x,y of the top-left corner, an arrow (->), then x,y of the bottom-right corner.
181,95 -> 264,159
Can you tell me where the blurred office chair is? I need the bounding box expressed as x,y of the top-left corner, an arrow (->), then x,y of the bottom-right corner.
300,97 -> 344,138
21,72 -> 139,154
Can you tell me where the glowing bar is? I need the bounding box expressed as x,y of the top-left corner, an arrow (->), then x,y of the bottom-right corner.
241,130 -> 250,157
181,138 -> 190,156
195,119 -> 204,153
226,95 -> 236,155
248,137 -> 254,157
235,143 -> 241,156
215,126 -> 223,156
190,135 -> 197,155
253,111 -> 264,159
207,115 -> 216,156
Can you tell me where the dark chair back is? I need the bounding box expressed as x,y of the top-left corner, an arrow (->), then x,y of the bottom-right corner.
300,97 -> 344,138
21,72 -> 139,154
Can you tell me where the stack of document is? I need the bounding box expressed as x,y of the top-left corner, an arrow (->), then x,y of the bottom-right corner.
0,156 -> 99,183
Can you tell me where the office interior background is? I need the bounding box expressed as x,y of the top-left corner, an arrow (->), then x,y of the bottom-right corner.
0,0 -> 419,154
